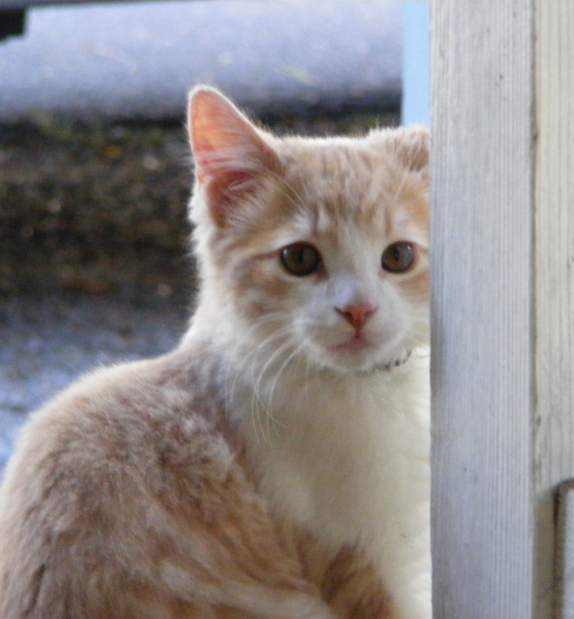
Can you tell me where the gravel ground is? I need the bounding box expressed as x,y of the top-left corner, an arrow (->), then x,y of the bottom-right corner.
0,112 -> 396,299
0,292 -> 189,472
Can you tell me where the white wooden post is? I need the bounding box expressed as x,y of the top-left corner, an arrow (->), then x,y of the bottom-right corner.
430,2 -> 574,618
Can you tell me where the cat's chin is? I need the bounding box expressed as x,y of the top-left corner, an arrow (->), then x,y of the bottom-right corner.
308,340 -> 411,376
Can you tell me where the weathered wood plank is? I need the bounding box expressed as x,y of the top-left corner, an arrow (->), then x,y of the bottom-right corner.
430,2 -> 535,618
535,3 -> 574,617
432,1 -> 574,617
556,483 -> 574,618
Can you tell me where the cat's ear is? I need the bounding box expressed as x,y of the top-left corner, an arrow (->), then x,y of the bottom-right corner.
390,126 -> 429,174
188,86 -> 280,226
371,126 -> 429,175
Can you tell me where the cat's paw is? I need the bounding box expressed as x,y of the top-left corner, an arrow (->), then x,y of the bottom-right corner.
289,595 -> 337,619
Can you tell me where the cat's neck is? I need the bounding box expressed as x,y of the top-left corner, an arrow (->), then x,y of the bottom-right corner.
177,309 -> 430,601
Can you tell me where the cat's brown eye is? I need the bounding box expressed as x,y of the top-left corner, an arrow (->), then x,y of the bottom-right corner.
280,243 -> 322,277
381,241 -> 416,273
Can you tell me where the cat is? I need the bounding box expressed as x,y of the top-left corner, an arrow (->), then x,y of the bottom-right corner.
0,86 -> 431,619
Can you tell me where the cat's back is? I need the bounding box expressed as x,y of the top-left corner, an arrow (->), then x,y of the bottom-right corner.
0,350 -> 233,508
0,350 -> 247,619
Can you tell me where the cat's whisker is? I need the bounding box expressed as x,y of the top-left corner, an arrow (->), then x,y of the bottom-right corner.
260,343 -> 303,440
241,328 -> 293,380
250,338 -> 294,445
302,356 -> 314,405
236,328 -> 293,410
250,336 -> 294,406
265,341 -> 307,422
222,316 -> 292,411
264,342 -> 301,419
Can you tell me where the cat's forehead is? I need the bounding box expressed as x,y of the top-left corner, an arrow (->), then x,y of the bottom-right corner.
276,139 -> 428,243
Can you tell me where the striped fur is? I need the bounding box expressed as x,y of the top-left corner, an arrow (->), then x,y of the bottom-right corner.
0,88 -> 430,618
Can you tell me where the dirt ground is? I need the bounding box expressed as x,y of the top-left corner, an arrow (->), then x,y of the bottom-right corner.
0,112 -> 398,303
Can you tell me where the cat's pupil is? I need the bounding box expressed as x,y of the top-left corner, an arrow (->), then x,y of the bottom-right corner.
280,243 -> 321,277
381,241 -> 415,273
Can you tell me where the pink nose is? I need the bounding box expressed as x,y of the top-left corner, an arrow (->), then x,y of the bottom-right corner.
335,303 -> 378,333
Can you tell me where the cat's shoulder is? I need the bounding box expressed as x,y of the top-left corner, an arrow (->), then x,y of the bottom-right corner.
3,351 -> 238,503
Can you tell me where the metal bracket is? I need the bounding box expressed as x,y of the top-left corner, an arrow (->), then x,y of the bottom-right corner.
556,480 -> 574,618
0,10 -> 26,41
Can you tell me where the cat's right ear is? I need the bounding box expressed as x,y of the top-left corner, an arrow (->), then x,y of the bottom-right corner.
388,126 -> 430,175
370,126 -> 430,176
188,86 -> 280,226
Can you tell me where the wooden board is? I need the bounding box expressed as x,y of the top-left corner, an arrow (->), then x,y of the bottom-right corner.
535,2 -> 574,616
556,482 -> 574,618
431,1 -> 574,617
430,2 -> 535,617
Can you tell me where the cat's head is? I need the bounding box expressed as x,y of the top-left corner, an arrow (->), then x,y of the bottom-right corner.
188,86 -> 429,375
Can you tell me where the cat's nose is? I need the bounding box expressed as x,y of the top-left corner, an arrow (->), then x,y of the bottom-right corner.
335,303 -> 378,333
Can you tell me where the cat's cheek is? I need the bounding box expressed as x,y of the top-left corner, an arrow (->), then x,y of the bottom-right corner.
397,269 -> 430,305
228,261 -> 292,321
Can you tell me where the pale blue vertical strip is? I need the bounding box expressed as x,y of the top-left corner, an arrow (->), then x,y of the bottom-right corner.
401,0 -> 430,126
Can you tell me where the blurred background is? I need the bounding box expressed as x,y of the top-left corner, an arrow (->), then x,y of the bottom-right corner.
0,0 -> 428,469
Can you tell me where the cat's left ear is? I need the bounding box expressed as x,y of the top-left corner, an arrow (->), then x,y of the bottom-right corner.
391,126 -> 429,174
373,126 -> 429,175
188,86 -> 280,226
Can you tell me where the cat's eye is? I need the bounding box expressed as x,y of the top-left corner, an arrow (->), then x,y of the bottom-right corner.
381,241 -> 416,273
280,243 -> 322,277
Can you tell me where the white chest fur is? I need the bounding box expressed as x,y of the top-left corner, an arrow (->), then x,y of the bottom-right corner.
238,351 -> 432,618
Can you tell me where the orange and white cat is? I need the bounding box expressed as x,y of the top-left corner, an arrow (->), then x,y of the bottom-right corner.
0,87 -> 431,619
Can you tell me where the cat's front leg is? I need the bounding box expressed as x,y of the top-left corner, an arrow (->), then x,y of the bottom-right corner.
375,536 -> 432,619
205,586 -> 336,619
247,593 -> 336,619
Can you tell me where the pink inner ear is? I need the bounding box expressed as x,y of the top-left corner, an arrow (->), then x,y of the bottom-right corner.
189,89 -> 279,225
203,169 -> 258,224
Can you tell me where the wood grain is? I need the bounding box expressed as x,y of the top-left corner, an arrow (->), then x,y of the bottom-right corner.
535,3 -> 574,617
556,483 -> 574,619
430,2 -> 535,618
